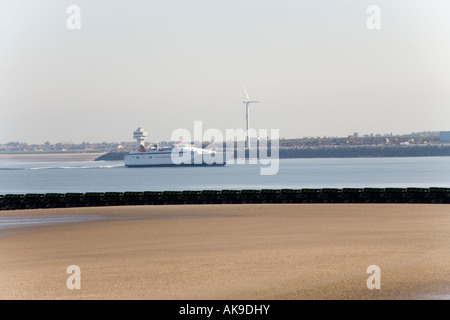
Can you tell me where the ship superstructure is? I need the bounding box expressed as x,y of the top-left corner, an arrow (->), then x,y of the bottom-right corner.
124,127 -> 224,167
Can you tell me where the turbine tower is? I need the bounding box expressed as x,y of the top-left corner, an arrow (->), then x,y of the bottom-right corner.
243,86 -> 259,149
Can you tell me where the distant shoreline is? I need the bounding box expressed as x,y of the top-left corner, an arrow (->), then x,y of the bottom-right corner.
95,144 -> 450,161
2,144 -> 450,162
0,153 -> 105,162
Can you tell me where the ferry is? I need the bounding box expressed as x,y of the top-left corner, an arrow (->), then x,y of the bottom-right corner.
124,127 -> 225,167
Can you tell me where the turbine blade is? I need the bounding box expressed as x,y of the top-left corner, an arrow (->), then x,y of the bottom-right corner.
243,85 -> 250,100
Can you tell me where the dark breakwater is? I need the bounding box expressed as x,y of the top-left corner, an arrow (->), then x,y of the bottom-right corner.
1,187 -> 449,211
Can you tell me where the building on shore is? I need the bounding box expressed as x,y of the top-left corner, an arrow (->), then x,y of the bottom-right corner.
440,131 -> 450,142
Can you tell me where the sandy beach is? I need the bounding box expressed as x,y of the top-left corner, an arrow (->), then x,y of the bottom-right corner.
0,204 -> 449,300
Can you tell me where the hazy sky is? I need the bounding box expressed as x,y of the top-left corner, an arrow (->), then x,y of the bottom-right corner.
1,0 -> 450,144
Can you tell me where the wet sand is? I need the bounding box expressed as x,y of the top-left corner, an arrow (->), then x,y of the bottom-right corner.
0,204 -> 449,300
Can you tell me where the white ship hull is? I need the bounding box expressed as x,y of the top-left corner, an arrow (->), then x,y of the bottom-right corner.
124,147 -> 225,167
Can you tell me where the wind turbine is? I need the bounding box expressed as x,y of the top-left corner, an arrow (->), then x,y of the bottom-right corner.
243,86 -> 259,149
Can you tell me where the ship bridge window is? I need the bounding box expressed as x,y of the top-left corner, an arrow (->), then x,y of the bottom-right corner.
136,156 -> 139,159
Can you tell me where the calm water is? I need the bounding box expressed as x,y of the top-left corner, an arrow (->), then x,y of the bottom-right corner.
1,157 -> 450,194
